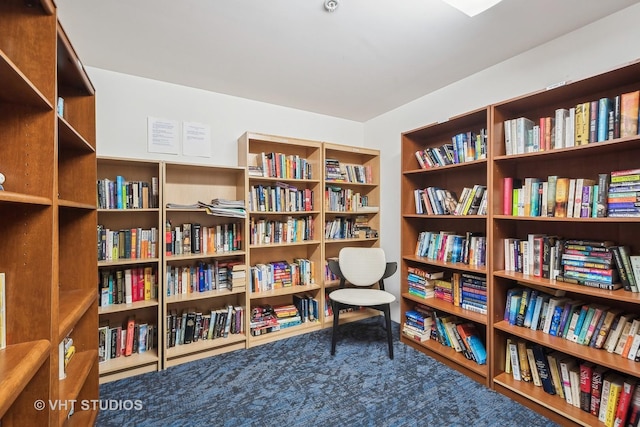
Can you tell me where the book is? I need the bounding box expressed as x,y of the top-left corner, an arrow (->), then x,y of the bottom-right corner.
508,340 -> 522,381
517,340 -> 532,382
621,90 -> 640,137
547,351 -> 565,400
559,355 -> 577,405
605,375 -> 625,427
554,177 -> 570,217
532,344 -> 555,395
591,365 -> 609,416
613,378 -> 636,427
579,361 -> 595,412
525,345 -> 542,387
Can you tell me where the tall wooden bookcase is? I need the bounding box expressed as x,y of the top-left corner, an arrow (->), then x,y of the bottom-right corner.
0,1 -> 98,425
400,108 -> 490,386
401,60 -> 640,426
97,157 -> 163,383
237,132 -> 324,346
489,61 -> 640,426
323,142 -> 382,326
162,162 -> 248,367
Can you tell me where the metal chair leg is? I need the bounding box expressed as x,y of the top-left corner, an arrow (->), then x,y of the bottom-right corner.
383,304 -> 393,359
331,300 -> 340,355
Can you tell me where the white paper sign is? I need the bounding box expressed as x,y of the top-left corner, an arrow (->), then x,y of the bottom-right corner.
182,121 -> 211,158
148,117 -> 179,154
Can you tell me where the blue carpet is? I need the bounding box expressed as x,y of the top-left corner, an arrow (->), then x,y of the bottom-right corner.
97,317 -> 559,426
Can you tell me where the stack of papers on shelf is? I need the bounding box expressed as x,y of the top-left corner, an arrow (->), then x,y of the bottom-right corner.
198,200 -> 246,218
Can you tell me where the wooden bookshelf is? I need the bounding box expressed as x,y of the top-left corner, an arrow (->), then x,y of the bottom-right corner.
322,142 -> 381,328
488,59 -> 640,426
96,157 -> 163,383
0,3 -> 98,424
238,132 -> 324,347
400,107 -> 490,386
162,162 -> 248,366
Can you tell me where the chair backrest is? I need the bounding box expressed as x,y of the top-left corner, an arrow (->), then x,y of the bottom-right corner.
338,247 -> 386,287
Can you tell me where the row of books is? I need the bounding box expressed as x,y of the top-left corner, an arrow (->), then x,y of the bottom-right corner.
413,184 -> 487,216
324,186 -> 373,212
250,258 -> 316,293
256,151 -> 313,180
413,129 -> 487,169
325,158 -> 373,184
503,90 -> 640,156
97,176 -> 159,210
165,221 -> 242,256
403,304 -> 487,364
505,285 -> 640,360
165,260 -> 245,297
248,183 -> 314,213
249,215 -> 315,245
165,306 -> 244,348
432,273 -> 488,315
503,170 -> 640,218
250,297 -> 320,336
505,338 -> 640,427
98,318 -> 157,363
324,215 -> 373,240
97,225 -> 158,261
99,267 -> 158,307
415,230 -> 487,267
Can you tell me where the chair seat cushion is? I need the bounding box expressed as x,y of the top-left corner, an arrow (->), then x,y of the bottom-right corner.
329,288 -> 395,306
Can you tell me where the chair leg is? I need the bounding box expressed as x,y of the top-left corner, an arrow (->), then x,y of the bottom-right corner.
331,300 -> 340,355
383,304 -> 393,359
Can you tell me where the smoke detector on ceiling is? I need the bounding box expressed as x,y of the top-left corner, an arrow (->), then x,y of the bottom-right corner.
324,0 -> 339,12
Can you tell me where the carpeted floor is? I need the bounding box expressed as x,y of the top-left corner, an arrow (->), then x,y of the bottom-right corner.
97,317 -> 560,426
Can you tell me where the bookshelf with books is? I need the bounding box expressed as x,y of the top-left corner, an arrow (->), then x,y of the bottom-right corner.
162,162 -> 248,367
96,157 -> 162,383
490,60 -> 640,426
323,142 -> 382,326
238,132 -> 323,346
1,3 -> 99,424
400,108 -> 490,386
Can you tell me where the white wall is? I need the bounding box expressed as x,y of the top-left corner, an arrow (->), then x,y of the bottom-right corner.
90,68 -> 364,165
365,3 -> 640,320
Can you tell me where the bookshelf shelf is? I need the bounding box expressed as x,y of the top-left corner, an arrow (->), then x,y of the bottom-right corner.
98,300 -> 160,315
165,251 -> 246,262
166,287 -> 245,304
98,349 -> 159,376
402,255 -> 487,275
58,289 -> 97,341
249,284 -> 322,299
58,350 -> 98,423
0,50 -> 51,108
165,333 -> 246,360
402,293 -> 487,325
0,340 -> 50,418
493,373 -> 593,427
247,321 -> 322,348
403,335 -> 489,378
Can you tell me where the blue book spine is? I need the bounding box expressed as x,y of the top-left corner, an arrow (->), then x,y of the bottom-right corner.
548,305 -> 564,336
116,175 -> 124,209
597,98 -> 611,142
571,306 -> 589,342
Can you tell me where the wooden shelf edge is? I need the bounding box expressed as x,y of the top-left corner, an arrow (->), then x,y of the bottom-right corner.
400,336 -> 488,383
248,322 -> 321,347
99,349 -> 159,375
493,373 -> 595,427
0,191 -> 52,206
59,289 -> 97,341
166,288 -> 245,304
402,293 -> 487,325
58,116 -> 95,153
249,283 -> 321,299
0,340 -> 50,418
98,299 -> 159,315
58,199 -> 96,210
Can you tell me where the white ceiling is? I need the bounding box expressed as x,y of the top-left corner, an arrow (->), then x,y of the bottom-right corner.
56,0 -> 639,122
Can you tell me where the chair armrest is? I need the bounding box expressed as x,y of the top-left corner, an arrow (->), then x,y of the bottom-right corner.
328,259 -> 347,288
382,262 -> 397,279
